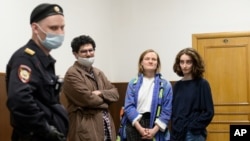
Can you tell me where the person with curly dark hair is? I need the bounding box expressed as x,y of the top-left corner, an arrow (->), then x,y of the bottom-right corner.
171,48 -> 214,141
62,35 -> 119,141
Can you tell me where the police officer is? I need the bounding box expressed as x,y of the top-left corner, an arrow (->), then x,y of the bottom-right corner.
6,3 -> 68,141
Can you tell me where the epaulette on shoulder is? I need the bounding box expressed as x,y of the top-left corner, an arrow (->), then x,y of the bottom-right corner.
24,48 -> 35,56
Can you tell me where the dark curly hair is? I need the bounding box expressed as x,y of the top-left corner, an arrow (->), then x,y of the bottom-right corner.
71,35 -> 96,53
173,48 -> 205,79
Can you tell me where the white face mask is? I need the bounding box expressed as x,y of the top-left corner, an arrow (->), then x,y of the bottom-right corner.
36,24 -> 64,50
77,57 -> 95,67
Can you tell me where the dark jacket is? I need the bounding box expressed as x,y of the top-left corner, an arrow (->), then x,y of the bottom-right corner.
6,39 -> 69,141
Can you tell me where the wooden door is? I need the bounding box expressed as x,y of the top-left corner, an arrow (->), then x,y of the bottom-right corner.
192,32 -> 250,141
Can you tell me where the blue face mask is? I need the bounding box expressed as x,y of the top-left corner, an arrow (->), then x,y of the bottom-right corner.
37,24 -> 64,50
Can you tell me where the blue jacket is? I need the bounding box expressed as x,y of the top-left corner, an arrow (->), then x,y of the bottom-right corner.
122,73 -> 172,141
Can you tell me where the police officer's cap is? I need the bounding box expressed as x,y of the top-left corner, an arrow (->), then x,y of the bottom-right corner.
30,3 -> 63,24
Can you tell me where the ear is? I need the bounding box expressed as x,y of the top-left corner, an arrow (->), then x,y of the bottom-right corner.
140,62 -> 143,66
31,23 -> 39,34
73,52 -> 78,59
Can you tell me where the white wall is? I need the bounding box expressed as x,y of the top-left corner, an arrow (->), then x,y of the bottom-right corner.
0,0 -> 113,80
1,0 -> 250,82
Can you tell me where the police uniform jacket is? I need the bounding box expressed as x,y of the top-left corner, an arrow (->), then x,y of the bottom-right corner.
6,39 -> 69,140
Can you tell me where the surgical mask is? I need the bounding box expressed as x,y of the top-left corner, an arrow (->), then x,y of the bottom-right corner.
37,24 -> 64,50
77,57 -> 95,67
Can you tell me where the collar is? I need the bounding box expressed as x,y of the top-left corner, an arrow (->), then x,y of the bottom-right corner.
27,39 -> 56,68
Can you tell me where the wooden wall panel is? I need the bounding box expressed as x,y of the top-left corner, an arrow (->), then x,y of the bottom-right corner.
109,82 -> 128,133
0,73 -> 12,141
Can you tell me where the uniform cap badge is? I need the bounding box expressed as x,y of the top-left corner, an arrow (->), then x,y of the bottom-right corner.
54,6 -> 61,13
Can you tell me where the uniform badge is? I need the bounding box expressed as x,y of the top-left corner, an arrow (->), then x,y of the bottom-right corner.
54,6 -> 61,13
18,65 -> 31,83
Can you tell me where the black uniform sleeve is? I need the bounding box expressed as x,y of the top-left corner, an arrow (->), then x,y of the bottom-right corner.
6,56 -> 50,134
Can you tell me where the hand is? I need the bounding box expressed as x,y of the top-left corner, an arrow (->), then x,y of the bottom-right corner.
134,122 -> 148,137
45,125 -> 66,141
141,128 -> 155,140
92,90 -> 102,97
141,125 -> 159,140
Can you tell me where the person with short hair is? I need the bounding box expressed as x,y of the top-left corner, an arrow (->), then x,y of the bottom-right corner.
6,3 -> 68,141
119,49 -> 172,141
62,35 -> 119,141
171,48 -> 214,141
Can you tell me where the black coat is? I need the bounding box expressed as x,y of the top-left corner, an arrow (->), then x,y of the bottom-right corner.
6,39 -> 69,141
